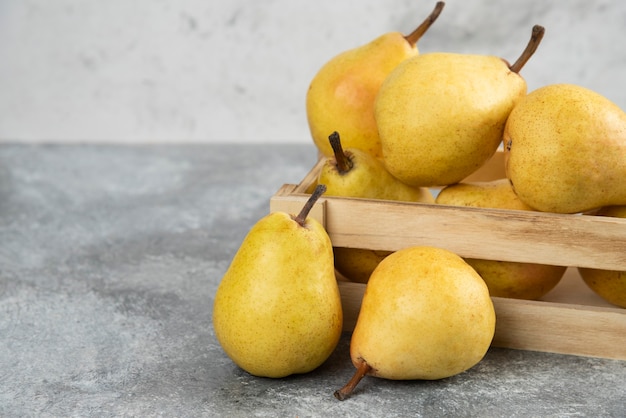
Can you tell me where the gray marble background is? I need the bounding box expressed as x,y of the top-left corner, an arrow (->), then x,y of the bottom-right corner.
1,0 -> 625,143
2,144 -> 625,416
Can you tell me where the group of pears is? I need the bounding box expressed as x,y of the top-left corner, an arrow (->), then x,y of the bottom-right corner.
213,185 -> 496,400
212,1 -> 626,401
308,2 -> 626,308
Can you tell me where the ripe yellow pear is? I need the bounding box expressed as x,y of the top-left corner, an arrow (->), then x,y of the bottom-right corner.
318,132 -> 434,282
436,179 -> 566,300
212,185 -> 343,378
504,83 -> 626,214
375,25 -> 544,187
306,2 -> 445,158
318,132 -> 435,202
578,205 -> 626,308
335,246 -> 495,400
332,247 -> 392,283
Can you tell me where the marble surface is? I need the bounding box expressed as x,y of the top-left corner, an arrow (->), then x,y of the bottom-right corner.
1,143 -> 626,417
1,1 -> 626,143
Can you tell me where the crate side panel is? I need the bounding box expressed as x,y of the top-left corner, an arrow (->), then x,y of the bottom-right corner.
322,197 -> 626,270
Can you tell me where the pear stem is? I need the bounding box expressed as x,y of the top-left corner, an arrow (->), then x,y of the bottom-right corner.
334,360 -> 372,401
508,24 -> 545,74
328,131 -> 353,174
404,1 -> 446,47
294,184 -> 326,227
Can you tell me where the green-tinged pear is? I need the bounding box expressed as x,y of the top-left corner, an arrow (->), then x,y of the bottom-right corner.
212,185 -> 342,378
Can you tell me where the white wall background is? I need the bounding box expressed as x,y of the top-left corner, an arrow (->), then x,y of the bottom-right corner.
1,0 -> 625,143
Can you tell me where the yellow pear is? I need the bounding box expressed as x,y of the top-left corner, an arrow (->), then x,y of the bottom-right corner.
306,2 -> 445,158
332,247 -> 392,283
319,132 -> 434,282
436,179 -> 566,300
334,246 -> 495,400
578,205 -> 626,308
375,25 -> 544,187
212,185 -> 343,378
318,132 -> 435,202
504,83 -> 626,213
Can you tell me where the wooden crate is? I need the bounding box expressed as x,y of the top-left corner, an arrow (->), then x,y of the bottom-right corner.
270,151 -> 626,360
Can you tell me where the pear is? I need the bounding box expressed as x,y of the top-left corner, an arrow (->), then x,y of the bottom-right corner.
306,2 -> 445,159
332,247 -> 392,284
578,205 -> 626,308
334,246 -> 496,400
375,25 -> 545,187
318,132 -> 435,202
504,83 -> 626,214
319,132 -> 434,282
212,185 -> 343,378
436,179 -> 566,300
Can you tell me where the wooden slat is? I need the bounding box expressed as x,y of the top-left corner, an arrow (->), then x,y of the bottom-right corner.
490,297 -> 626,360
327,197 -> 626,270
293,158 -> 324,194
271,189 -> 626,271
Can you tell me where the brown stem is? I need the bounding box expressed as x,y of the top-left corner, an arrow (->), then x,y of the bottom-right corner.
328,131 -> 353,173
334,360 -> 372,401
509,24 -> 545,73
404,1 -> 446,47
294,184 -> 326,227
